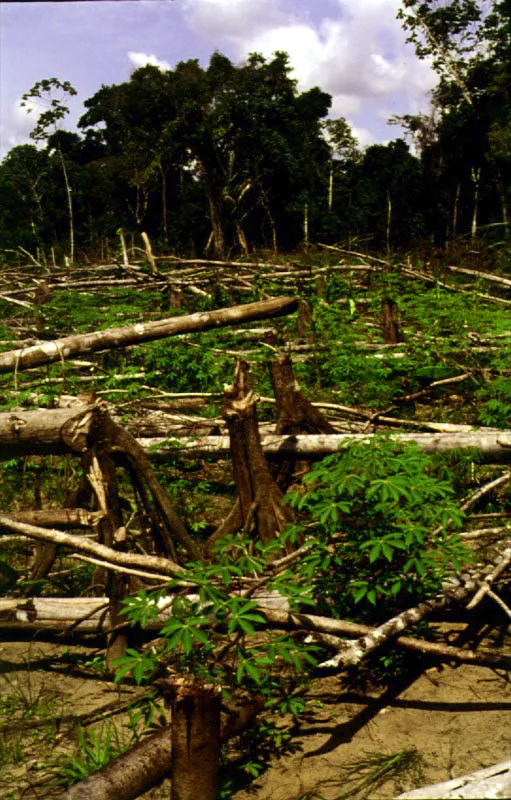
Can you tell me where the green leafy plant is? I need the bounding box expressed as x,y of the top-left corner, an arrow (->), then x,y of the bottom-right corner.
279,436 -> 469,619
55,721 -> 135,786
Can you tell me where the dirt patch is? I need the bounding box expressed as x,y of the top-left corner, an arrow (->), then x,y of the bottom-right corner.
233,664 -> 511,799
1,639 -> 510,800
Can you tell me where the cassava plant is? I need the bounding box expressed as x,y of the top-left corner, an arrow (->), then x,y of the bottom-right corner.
276,436 -> 470,620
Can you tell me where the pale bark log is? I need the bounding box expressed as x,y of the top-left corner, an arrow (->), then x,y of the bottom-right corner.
396,760 -> 511,799
142,430 -> 511,463
1,411 -> 511,463
0,508 -> 104,528
0,296 -> 298,374
445,264 -> 511,287
0,405 -> 97,458
257,608 -> 511,669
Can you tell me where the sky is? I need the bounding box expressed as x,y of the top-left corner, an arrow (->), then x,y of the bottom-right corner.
0,0 -> 438,161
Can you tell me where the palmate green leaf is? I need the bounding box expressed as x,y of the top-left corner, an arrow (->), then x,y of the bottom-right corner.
381,541 -> 394,561
369,542 -> 382,562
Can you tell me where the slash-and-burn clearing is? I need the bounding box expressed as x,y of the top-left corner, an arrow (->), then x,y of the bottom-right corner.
0,249 -> 510,800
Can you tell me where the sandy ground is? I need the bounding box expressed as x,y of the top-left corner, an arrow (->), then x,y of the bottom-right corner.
1,638 -> 510,800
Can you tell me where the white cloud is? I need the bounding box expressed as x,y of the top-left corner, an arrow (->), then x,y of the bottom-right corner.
0,100 -> 42,159
128,51 -> 171,71
181,0 -> 437,141
183,0 -> 287,40
350,125 -> 377,149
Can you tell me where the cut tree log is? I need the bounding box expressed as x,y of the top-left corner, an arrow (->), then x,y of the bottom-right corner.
0,296 -> 298,374
168,678 -> 221,800
0,516 -> 184,577
58,694 -> 264,800
396,759 -> 511,799
2,409 -> 511,464
142,430 -> 511,463
0,508 -> 104,529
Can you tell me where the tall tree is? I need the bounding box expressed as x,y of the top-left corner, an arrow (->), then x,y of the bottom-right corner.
79,52 -> 331,256
21,79 -> 78,263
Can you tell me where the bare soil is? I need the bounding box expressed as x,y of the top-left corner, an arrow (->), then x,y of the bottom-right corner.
1,638 -> 510,800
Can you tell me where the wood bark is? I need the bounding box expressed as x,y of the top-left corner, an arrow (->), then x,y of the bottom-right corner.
0,516 -> 184,578
269,353 -> 335,489
0,296 -> 298,374
3,409 -> 511,464
143,430 -> 511,463
58,695 -> 263,800
0,405 -> 97,458
2,597 -> 507,670
169,678 -> 221,800
0,508 -> 104,529
257,608 -> 511,670
381,297 -> 401,344
445,263 -> 511,288
223,360 -> 294,546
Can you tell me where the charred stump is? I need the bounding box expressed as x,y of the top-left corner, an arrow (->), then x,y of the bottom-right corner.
382,297 -> 402,344
269,353 -> 336,489
208,360 -> 293,552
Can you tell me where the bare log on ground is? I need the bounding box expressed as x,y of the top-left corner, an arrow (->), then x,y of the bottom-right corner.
143,430 -> 511,463
0,296 -> 298,374
445,264 -> 511,287
1,596 -> 509,669
0,403 -> 200,561
396,759 -> 511,799
2,409 -> 511,464
0,405 -> 97,458
58,695 -> 264,800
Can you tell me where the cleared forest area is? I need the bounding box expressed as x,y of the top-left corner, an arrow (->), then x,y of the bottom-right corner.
0,246 -> 510,800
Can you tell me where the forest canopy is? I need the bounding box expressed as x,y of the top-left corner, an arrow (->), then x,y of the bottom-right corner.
0,0 -> 509,261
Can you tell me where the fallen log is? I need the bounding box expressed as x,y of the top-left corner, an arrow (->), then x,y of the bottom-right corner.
0,404 -> 97,458
141,430 -> 511,463
396,759 -> 511,799
58,694 -> 264,800
0,296 -> 298,374
2,409 -> 511,464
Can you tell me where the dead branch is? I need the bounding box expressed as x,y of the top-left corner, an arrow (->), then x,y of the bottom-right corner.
0,516 -> 183,578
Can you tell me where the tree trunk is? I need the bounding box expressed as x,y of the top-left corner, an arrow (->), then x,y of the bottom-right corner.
169,678 -> 221,800
58,147 -> 74,264
381,297 -> 401,344
224,360 -> 294,547
0,296 -> 298,374
205,178 -> 226,259
58,695 -> 263,800
471,167 -> 481,240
